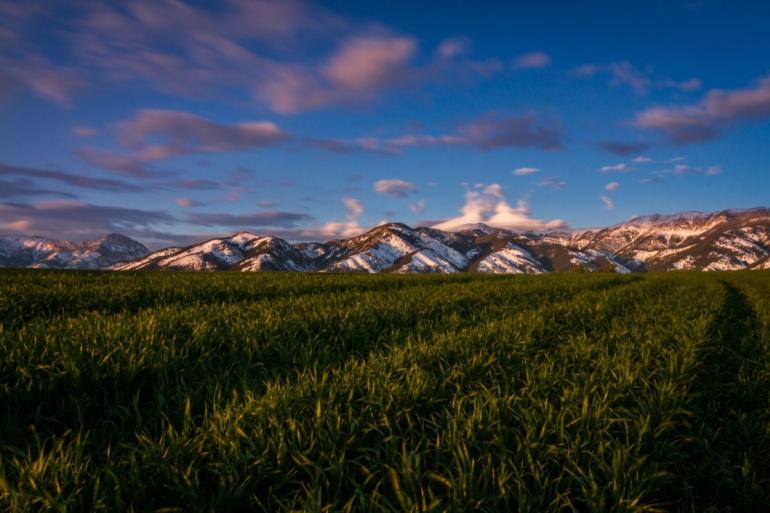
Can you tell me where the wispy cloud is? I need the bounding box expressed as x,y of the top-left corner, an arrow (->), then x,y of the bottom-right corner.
312,112 -> 563,154
188,210 -> 312,228
513,167 -> 539,176
408,198 -> 426,213
599,141 -> 649,156
71,126 -> 97,138
77,109 -> 290,176
374,179 -> 417,198
599,163 -> 629,173
512,51 -> 550,69
2,1 -> 502,113
175,197 -> 204,208
0,200 -> 175,240
0,162 -> 146,192
605,181 -> 620,191
571,60 -> 700,96
537,176 -> 567,189
600,196 -> 615,210
631,75 -> 770,144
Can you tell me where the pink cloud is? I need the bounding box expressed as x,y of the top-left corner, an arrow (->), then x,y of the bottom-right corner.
176,197 -> 203,208
374,179 -> 417,198
116,109 -> 289,158
631,76 -> 770,144
78,110 -> 290,176
72,126 -> 97,137
512,51 -> 551,69
323,35 -> 416,91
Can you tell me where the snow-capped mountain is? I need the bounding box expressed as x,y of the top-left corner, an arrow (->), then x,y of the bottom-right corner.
5,208 -> 770,273
0,234 -> 148,269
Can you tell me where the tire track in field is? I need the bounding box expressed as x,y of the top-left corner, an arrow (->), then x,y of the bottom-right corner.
668,280 -> 769,512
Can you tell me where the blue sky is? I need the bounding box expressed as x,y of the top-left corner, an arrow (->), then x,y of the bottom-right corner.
1,0 -> 769,248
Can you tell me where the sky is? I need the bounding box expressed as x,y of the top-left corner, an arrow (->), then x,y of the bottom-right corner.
1,0 -> 769,248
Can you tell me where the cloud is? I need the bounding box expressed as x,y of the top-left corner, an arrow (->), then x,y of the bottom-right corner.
116,109 -> 290,159
3,1 -> 499,112
374,178 -> 417,198
605,181 -> 620,191
323,35 -> 416,92
313,112 -> 563,154
458,113 -> 563,150
571,60 -> 700,96
0,179 -> 78,199
174,179 -> 222,190
302,196 -> 365,239
0,200 -> 175,240
72,126 -> 97,137
75,148 -> 160,178
408,198 -> 426,213
631,75 -> 770,144
640,175 -> 665,185
513,167 -> 539,176
0,162 -> 146,192
436,37 -> 470,59
432,183 -> 566,231
659,77 -> 702,92
599,141 -> 650,156
608,61 -> 651,95
257,33 -> 501,114
600,196 -> 615,210
175,197 -> 204,208
632,156 -> 653,163
77,109 -> 289,177
599,163 -> 629,173
570,63 -> 600,77
512,51 -> 550,69
188,210 -> 312,228
670,164 -> 722,176
537,176 -> 567,189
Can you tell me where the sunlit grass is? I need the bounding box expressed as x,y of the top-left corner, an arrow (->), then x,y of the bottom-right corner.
1,270 -> 769,512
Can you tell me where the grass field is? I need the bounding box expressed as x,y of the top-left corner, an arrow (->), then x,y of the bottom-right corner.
1,270 -> 769,512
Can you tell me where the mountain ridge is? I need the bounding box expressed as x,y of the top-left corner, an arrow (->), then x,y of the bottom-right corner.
3,207 -> 770,272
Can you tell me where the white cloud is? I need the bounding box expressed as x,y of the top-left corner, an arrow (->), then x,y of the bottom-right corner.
408,198 -> 426,213
632,156 -> 652,163
605,181 -> 620,191
601,196 -> 615,210
513,166 -> 539,176
374,178 -> 417,197
432,183 -> 566,232
305,196 -> 365,238
599,163 -> 629,173
537,176 -> 566,188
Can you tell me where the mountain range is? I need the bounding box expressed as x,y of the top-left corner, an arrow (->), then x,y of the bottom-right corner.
2,208 -> 770,273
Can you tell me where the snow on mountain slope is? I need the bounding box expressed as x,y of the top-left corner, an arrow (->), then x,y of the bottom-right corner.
476,243 -> 545,273
326,224 -> 470,273
0,234 -> 148,269
6,208 -> 770,273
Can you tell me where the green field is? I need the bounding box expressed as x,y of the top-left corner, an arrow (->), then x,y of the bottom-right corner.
1,270 -> 769,512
